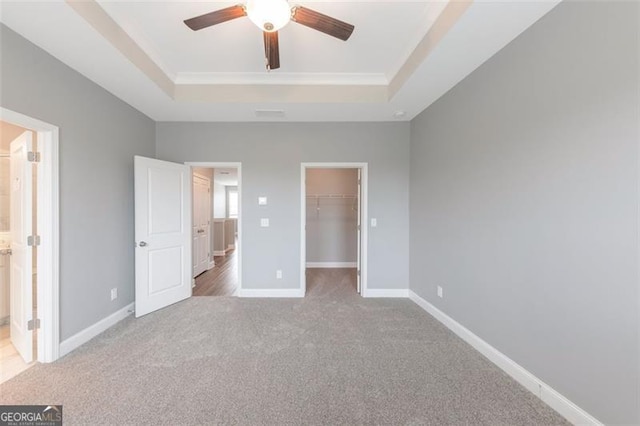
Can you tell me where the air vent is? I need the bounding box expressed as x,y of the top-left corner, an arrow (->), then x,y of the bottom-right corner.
255,109 -> 285,118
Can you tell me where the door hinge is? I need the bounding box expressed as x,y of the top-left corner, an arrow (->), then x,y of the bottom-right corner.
357,225 -> 361,231
357,270 -> 361,276
27,235 -> 41,246
27,318 -> 40,330
27,151 -> 41,162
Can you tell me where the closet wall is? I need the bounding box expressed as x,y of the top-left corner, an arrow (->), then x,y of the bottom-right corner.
306,169 -> 358,266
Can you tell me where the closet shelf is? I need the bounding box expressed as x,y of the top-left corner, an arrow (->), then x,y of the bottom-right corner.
306,194 -> 357,199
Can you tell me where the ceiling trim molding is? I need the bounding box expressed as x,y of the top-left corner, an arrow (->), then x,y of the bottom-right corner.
174,84 -> 388,103
389,0 -> 474,98
65,0 -> 174,98
174,72 -> 389,86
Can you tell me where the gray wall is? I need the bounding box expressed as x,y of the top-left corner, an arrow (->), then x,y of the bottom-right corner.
156,122 -> 410,291
306,168 -> 359,264
409,2 -> 639,424
0,25 -> 156,340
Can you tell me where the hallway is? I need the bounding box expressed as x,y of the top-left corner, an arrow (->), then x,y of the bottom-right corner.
193,249 -> 237,297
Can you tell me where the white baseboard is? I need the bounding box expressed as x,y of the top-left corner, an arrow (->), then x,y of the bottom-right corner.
227,244 -> 235,250
364,289 -> 409,298
59,303 -> 134,357
207,261 -> 215,270
237,288 -> 304,298
408,290 -> 602,426
306,262 -> 357,268
213,250 -> 226,256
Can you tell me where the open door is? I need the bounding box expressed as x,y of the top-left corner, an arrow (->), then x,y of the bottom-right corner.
356,168 -> 362,294
192,173 -> 211,277
134,156 -> 191,317
10,132 -> 34,363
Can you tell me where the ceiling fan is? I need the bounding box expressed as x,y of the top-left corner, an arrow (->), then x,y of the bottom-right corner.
183,0 -> 355,71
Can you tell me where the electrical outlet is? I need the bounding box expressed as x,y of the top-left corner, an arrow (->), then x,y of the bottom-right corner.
371,218 -> 377,227
276,270 -> 282,279
437,286 -> 443,298
260,218 -> 270,227
110,288 -> 118,301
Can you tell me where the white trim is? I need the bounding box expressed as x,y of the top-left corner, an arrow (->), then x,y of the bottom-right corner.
301,163 -> 368,298
408,290 -> 603,426
175,72 -> 388,86
363,289 -> 409,298
185,162 -> 242,295
207,261 -> 215,270
1,108 -> 60,363
305,262 -> 357,268
59,303 -> 134,358
237,288 -> 304,298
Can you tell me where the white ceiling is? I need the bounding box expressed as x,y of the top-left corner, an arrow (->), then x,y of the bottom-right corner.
0,0 -> 560,122
214,168 -> 238,186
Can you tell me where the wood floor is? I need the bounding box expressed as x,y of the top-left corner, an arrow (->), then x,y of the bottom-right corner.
193,248 -> 237,297
0,325 -> 34,384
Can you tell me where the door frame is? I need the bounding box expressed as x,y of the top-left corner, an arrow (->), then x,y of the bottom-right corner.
300,163 -> 368,297
1,107 -> 60,363
185,162 -> 242,295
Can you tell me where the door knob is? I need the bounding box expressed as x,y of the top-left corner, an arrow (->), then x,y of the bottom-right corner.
139,241 -> 148,247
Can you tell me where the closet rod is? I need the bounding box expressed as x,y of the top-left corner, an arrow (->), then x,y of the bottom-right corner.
306,194 -> 357,199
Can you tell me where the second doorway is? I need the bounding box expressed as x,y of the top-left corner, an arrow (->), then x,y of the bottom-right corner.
303,166 -> 364,297
190,165 -> 240,297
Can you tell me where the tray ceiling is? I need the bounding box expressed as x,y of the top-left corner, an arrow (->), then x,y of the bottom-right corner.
0,1 -> 560,122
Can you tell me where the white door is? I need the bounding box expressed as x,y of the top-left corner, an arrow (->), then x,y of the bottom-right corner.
10,132 -> 34,363
192,174 -> 211,277
356,168 -> 362,294
134,156 -> 191,318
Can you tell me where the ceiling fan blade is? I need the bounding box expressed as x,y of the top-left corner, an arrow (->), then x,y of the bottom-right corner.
291,6 -> 354,41
263,31 -> 280,70
184,5 -> 246,31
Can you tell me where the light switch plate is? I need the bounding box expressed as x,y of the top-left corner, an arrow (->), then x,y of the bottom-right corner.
258,196 -> 267,205
260,218 -> 270,227
371,218 -> 377,227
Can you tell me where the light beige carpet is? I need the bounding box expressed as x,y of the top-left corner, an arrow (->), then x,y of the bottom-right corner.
0,269 -> 568,425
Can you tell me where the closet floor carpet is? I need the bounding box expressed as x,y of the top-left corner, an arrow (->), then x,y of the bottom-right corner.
0,269 -> 568,425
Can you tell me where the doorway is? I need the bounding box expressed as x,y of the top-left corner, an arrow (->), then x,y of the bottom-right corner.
0,109 -> 60,381
300,163 -> 368,297
188,163 -> 241,297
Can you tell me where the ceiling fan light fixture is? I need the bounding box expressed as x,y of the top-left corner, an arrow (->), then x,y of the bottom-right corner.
246,0 -> 291,32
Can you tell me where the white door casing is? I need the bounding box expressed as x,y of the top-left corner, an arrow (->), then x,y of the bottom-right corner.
134,156 -> 191,318
10,131 -> 34,363
192,173 -> 211,277
356,168 -> 362,294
